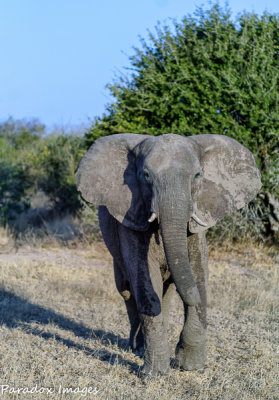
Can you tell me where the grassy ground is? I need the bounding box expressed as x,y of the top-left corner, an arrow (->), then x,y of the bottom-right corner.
0,230 -> 278,399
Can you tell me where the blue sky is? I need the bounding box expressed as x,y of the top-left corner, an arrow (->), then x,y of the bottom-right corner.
1,0 -> 278,130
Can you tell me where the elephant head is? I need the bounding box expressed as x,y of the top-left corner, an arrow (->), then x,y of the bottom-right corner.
75,133 -> 261,309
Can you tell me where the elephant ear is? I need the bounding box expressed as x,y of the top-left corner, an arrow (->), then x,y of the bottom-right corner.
188,134 -> 262,233
75,134 -> 150,231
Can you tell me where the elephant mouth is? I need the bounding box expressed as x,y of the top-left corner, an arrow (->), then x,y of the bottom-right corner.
148,211 -> 207,227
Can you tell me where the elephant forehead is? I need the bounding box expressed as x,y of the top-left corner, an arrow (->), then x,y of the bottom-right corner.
145,144 -> 198,173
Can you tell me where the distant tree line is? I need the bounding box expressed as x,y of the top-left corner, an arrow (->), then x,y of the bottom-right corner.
0,118 -> 86,233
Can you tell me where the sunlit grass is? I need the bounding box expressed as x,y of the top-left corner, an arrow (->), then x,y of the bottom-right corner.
0,240 -> 278,399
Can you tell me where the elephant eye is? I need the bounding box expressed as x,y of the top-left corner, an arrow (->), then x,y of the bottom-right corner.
143,170 -> 150,179
194,171 -> 202,180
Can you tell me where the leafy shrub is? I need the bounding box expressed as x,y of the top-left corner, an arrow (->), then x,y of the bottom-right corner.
85,4 -> 279,242
0,118 -> 87,240
0,162 -> 31,227
30,134 -> 85,214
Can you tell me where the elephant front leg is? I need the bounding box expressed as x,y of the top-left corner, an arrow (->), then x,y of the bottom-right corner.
139,259 -> 171,376
175,232 -> 208,370
175,304 -> 206,370
140,313 -> 170,376
116,224 -> 170,375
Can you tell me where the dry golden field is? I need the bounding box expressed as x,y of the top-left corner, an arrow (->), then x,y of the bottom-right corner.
0,229 -> 278,399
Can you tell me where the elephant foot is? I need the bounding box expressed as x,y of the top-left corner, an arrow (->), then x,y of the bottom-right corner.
140,360 -> 170,379
131,345 -> 144,358
175,344 -> 206,371
141,348 -> 170,378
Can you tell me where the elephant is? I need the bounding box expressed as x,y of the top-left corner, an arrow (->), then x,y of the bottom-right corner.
75,133 -> 261,376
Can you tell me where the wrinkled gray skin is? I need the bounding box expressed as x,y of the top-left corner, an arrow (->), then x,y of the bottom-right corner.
75,134 -> 261,376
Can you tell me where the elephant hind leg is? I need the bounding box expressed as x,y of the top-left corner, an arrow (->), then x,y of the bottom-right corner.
113,259 -> 144,354
124,295 -> 144,354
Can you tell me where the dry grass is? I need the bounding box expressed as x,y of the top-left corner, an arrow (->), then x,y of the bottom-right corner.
0,231 -> 278,399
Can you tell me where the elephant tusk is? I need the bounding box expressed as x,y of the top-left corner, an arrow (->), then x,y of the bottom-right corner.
191,213 -> 207,227
148,212 -> 157,223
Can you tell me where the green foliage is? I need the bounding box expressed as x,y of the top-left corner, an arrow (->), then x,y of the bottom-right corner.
0,117 -> 44,153
0,162 -> 31,227
0,118 -> 86,230
86,4 -> 279,200
30,134 -> 85,213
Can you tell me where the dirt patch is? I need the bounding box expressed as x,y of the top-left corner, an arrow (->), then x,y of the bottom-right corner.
0,241 -> 111,269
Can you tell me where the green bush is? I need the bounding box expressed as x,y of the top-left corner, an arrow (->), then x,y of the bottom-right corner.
30,134 -> 85,213
0,162 -> 31,227
85,4 -> 279,242
0,118 -> 87,235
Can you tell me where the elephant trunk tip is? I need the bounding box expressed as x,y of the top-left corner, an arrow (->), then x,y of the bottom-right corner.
185,285 -> 201,306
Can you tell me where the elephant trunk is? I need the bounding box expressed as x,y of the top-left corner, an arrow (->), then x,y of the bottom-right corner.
159,195 -> 201,306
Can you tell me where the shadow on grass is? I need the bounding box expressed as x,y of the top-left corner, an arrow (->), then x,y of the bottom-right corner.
0,288 -> 140,373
